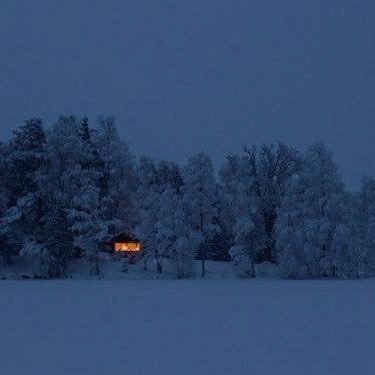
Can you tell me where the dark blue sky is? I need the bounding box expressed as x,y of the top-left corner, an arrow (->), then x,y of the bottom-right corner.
1,0 -> 374,188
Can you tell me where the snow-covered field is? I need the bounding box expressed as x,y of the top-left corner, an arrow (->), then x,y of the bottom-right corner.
1,278 -> 375,375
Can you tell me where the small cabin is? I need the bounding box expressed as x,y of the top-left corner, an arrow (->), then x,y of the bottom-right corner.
113,233 -> 142,254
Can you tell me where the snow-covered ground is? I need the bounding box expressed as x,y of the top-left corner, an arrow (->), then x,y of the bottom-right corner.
0,256 -> 277,280
1,278 -> 375,375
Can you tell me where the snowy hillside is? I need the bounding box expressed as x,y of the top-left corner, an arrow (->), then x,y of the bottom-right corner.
1,278 -> 374,375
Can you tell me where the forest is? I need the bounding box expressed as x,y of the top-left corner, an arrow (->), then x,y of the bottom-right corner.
0,115 -> 374,280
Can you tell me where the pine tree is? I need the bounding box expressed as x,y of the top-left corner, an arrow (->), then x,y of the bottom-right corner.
2,118 -> 47,246
10,117 -> 46,195
79,116 -> 91,143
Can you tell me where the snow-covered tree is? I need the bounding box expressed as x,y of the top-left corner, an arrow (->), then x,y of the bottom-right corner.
0,142 -> 10,218
68,168 -> 115,276
277,143 -> 362,279
241,144 -> 300,263
156,160 -> 183,194
155,189 -> 179,275
78,116 -> 91,143
135,157 -> 185,275
274,174 -> 306,278
182,152 -> 218,277
40,116 -> 104,266
39,116 -> 92,202
44,201 -> 74,277
20,239 -> 49,278
0,142 -> 12,265
94,116 -> 136,233
19,202 -> 74,279
219,153 -> 256,276
356,176 -> 375,274
156,188 -> 199,278
7,118 -> 46,200
134,157 -> 160,270
1,118 -> 47,245
219,144 -> 300,276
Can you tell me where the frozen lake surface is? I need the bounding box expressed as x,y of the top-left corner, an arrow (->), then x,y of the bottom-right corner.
1,279 -> 375,375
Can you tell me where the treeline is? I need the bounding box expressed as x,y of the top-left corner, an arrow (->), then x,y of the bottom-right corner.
0,116 -> 374,279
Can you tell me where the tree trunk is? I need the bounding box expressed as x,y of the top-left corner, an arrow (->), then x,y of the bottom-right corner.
156,256 -> 163,275
199,201 -> 205,278
250,261 -> 256,278
201,246 -> 206,278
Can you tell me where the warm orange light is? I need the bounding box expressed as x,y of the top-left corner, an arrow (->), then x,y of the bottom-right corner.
115,242 -> 141,252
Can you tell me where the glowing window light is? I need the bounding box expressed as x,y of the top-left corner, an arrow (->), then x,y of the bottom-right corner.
115,242 -> 141,252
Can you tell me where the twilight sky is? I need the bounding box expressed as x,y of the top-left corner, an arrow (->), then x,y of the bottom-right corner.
1,0 -> 374,189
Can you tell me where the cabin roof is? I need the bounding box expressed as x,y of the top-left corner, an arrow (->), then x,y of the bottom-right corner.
114,233 -> 140,243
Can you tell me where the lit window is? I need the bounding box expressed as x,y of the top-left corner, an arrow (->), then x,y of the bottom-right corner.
115,242 -> 141,252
